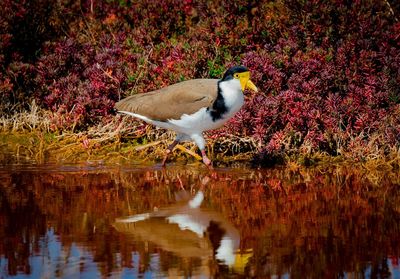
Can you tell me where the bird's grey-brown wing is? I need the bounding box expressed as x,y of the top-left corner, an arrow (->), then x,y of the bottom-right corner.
115,79 -> 219,121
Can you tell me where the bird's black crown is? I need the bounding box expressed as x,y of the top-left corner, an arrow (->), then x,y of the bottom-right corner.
221,66 -> 249,81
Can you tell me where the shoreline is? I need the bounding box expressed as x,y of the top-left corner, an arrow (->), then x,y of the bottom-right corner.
1,130 -> 399,173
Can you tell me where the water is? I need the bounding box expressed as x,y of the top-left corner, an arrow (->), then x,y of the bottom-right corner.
0,164 -> 399,278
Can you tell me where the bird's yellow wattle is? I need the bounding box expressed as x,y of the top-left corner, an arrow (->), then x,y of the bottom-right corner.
238,71 -> 258,92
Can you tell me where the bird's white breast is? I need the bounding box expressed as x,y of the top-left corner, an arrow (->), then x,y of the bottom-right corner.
218,78 -> 245,116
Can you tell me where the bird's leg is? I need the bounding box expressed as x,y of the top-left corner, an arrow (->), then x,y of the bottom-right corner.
190,133 -> 213,168
201,149 -> 212,167
162,139 -> 180,166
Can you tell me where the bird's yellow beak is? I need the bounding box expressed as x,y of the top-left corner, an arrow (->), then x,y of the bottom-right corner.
238,71 -> 258,92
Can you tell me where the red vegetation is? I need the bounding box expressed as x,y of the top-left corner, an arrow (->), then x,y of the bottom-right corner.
1,0 -> 399,161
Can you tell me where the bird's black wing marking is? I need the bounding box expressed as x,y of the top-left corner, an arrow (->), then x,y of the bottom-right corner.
208,81 -> 228,122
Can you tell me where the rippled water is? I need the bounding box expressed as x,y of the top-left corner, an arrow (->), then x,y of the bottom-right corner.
0,164 -> 399,278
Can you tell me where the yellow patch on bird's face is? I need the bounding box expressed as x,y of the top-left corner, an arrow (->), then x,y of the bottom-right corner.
234,71 -> 258,92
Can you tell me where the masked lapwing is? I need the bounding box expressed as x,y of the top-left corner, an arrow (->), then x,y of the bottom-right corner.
115,66 -> 258,166
113,190 -> 243,268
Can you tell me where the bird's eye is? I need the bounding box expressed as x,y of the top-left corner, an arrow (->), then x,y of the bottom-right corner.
234,73 -> 239,79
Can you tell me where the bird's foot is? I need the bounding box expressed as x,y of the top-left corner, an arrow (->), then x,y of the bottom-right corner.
162,140 -> 180,167
201,150 -> 213,169
161,149 -> 172,167
203,156 -> 212,166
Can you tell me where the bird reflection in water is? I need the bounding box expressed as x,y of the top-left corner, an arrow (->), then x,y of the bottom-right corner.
113,181 -> 251,275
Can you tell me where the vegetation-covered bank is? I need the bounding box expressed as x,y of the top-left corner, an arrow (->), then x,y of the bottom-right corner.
1,105 -> 399,171
1,0 -> 399,166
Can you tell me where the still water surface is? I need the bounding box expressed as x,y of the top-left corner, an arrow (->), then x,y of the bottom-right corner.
0,164 -> 399,278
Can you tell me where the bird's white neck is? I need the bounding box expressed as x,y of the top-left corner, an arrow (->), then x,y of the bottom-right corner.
219,79 -> 244,115
189,191 -> 204,208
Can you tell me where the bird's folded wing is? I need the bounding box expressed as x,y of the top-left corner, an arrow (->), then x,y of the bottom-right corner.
115,79 -> 219,121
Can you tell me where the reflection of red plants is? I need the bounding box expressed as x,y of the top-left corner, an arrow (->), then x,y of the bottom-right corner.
0,0 -> 399,159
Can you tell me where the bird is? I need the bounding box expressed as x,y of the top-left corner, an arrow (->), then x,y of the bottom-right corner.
115,65 -> 258,167
113,190 -> 247,268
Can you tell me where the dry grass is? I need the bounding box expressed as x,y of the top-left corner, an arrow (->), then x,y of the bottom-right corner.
0,101 -> 51,132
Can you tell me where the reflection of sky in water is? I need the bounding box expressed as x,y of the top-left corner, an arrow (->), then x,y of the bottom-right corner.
0,228 -> 166,278
0,229 -> 101,279
1,227 -> 399,278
